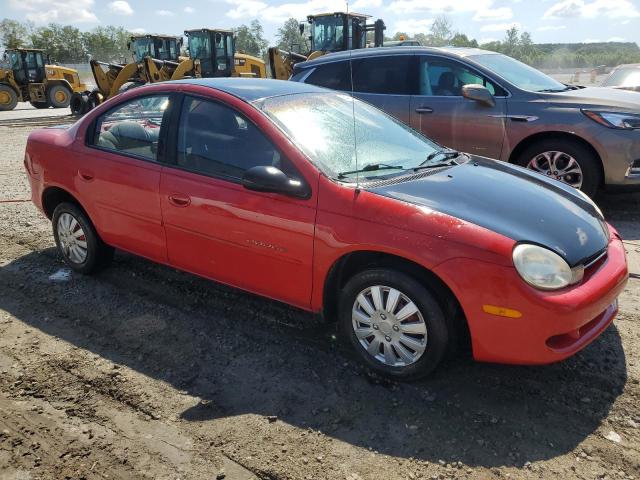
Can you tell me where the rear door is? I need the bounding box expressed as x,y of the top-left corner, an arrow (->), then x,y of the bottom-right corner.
74,93 -> 173,262
301,55 -> 415,125
351,55 -> 415,125
410,55 -> 507,159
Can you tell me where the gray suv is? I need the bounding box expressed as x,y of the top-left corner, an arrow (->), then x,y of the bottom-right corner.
291,47 -> 640,197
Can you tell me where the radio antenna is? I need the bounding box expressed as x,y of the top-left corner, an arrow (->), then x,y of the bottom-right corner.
346,1 -> 359,188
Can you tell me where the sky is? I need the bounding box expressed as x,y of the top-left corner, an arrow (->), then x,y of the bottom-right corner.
3,0 -> 640,45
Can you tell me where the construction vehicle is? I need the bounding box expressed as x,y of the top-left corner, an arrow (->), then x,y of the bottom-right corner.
0,48 -> 86,111
70,34 -> 183,115
72,31 -> 266,115
144,29 -> 266,83
268,12 -> 385,80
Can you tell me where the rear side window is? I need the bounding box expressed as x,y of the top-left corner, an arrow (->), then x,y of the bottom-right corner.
90,95 -> 171,162
304,61 -> 351,90
175,95 -> 289,180
352,55 -> 414,95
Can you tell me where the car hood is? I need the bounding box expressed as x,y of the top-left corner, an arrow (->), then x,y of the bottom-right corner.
367,157 -> 609,266
546,86 -> 640,110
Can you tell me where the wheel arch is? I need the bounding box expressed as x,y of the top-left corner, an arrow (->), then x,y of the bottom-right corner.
508,131 -> 604,185
42,186 -> 88,220
322,250 -> 470,355
46,79 -> 73,93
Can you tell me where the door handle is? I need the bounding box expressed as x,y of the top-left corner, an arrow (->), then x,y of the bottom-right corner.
168,194 -> 191,207
415,107 -> 433,114
78,170 -> 94,181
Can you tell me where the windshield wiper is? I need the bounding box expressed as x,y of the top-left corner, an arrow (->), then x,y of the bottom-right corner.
536,86 -> 573,92
414,149 -> 461,171
337,163 -> 405,179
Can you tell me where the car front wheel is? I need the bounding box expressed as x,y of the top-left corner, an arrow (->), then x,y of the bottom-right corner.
515,139 -> 601,198
339,269 -> 449,380
52,202 -> 113,274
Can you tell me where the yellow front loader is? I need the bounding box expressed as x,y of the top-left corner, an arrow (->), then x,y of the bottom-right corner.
268,12 -> 385,80
0,48 -> 86,111
70,34 -> 182,115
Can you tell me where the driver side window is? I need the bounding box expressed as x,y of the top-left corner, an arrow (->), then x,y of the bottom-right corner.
419,57 -> 504,97
176,96 -> 289,180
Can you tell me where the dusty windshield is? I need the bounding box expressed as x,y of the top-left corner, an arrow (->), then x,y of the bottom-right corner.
188,33 -> 211,60
256,93 -> 443,181
470,53 -> 568,92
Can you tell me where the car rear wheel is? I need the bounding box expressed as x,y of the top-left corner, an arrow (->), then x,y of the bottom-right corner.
339,269 -> 448,380
515,139 -> 601,198
47,84 -> 72,108
52,202 -> 113,274
0,85 -> 18,111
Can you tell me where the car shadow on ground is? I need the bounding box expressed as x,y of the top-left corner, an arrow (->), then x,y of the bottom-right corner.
0,246 -> 627,468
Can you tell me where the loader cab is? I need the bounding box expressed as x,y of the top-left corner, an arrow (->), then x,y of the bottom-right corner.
130,35 -> 181,63
6,49 -> 46,85
185,29 -> 235,77
306,13 -> 372,53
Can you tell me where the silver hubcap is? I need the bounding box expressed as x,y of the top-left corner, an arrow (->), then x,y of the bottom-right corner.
526,151 -> 583,189
352,285 -> 427,367
57,213 -> 88,264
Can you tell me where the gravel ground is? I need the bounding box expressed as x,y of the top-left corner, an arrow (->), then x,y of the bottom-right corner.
0,113 -> 639,480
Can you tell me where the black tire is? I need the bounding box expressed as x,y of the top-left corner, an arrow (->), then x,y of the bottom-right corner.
514,139 -> 601,198
30,101 -> 50,109
0,84 -> 18,111
70,92 -> 85,115
339,269 -> 449,380
52,202 -> 114,274
47,84 -> 72,108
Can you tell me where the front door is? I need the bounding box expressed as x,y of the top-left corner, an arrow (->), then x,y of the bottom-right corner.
410,55 -> 507,159
159,94 -> 317,309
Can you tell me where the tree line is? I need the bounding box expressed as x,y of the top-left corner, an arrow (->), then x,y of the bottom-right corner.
2,16 -> 639,69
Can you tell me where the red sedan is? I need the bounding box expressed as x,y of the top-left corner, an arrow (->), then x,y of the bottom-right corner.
24,78 -> 628,379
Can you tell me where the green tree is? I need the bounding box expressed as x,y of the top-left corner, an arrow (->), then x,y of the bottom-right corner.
426,15 -> 453,46
276,18 -> 308,53
83,26 -> 131,62
235,20 -> 268,57
450,33 -> 478,48
0,18 -> 28,49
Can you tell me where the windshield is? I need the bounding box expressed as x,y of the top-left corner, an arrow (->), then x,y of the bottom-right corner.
255,93 -> 442,180
603,68 -> 640,87
133,39 -> 152,62
469,53 -> 567,92
311,16 -> 343,51
188,33 -> 211,60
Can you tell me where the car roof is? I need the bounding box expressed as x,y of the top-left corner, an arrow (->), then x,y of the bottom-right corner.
297,46 -> 498,68
168,77 -> 330,102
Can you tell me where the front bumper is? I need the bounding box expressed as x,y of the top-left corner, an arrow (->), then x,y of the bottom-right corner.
433,230 -> 628,365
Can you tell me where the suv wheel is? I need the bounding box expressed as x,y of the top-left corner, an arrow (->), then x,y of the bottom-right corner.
515,139 -> 601,197
339,269 -> 448,380
52,202 -> 113,274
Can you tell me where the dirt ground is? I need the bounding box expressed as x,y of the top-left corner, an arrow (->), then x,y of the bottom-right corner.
1,108 -> 639,480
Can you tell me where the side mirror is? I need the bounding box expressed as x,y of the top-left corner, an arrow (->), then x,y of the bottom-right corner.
462,84 -> 496,107
299,23 -> 305,35
242,166 -> 309,198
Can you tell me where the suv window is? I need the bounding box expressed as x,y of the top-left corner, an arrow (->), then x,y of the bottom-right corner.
176,95 -> 286,180
305,61 -> 351,90
419,57 -> 506,96
352,55 -> 414,95
91,95 -> 171,162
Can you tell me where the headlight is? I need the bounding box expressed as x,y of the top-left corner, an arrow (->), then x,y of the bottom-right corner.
583,110 -> 640,129
513,244 -> 583,291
